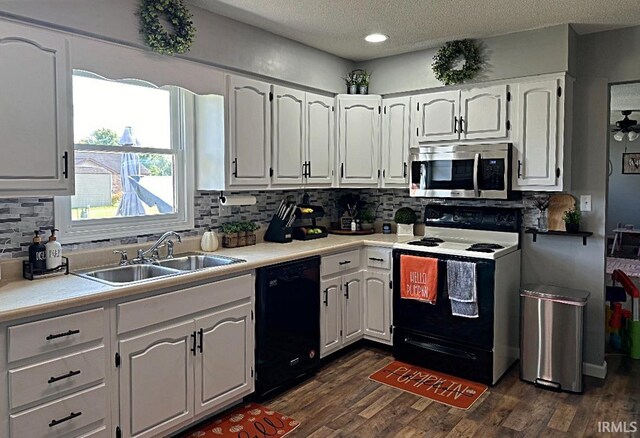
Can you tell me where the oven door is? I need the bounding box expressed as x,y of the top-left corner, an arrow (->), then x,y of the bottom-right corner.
409,150 -> 479,198
392,249 -> 495,349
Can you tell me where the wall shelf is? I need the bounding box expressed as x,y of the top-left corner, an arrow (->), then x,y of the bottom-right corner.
525,229 -> 593,246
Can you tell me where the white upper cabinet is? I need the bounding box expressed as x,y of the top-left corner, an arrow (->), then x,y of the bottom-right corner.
271,85 -> 305,185
460,85 -> 509,140
411,84 -> 510,144
337,95 -> 381,186
0,22 -> 74,197
513,78 -> 562,189
412,90 -> 460,142
305,93 -> 335,186
227,75 -> 271,186
381,96 -> 410,187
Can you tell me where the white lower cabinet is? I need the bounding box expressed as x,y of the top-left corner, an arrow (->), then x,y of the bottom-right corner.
320,271 -> 363,358
362,271 -> 392,344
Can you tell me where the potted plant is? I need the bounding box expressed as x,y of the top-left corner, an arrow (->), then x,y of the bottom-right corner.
237,221 -> 248,247
358,209 -> 375,231
343,70 -> 359,94
220,222 -> 240,248
357,70 -> 371,94
563,208 -> 581,233
243,221 -> 259,246
394,207 -> 418,236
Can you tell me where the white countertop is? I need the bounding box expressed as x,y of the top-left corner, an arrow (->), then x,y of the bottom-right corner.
0,234 -> 408,323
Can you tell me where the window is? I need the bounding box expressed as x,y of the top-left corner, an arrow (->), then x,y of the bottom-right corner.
55,71 -> 194,242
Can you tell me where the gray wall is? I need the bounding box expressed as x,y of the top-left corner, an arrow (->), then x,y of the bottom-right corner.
0,0 -> 353,93
357,25 -> 571,95
607,132 -> 640,229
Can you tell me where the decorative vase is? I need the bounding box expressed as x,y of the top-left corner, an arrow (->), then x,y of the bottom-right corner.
358,85 -> 368,94
537,210 -> 549,232
361,223 -> 373,231
565,222 -> 579,233
347,84 -> 357,94
396,223 -> 414,236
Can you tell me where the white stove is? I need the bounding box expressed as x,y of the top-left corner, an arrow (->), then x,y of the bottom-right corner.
394,226 -> 520,260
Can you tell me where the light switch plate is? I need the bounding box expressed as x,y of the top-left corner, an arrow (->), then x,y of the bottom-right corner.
580,195 -> 592,212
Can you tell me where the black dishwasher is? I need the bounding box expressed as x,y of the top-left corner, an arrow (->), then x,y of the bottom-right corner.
255,256 -> 320,398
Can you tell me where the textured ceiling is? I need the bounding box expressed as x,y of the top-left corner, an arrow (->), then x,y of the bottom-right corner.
189,0 -> 640,61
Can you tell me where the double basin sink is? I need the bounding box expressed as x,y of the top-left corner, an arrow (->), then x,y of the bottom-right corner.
75,253 -> 246,286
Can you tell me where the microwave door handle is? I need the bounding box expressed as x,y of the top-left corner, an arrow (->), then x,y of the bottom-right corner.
473,153 -> 480,197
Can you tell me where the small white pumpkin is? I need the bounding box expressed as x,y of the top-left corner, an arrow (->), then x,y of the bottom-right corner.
200,228 -> 219,252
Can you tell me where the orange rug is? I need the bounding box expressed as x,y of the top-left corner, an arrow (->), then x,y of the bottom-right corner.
369,360 -> 487,410
179,403 -> 300,437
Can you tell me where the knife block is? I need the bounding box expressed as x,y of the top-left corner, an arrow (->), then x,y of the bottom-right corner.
264,215 -> 293,243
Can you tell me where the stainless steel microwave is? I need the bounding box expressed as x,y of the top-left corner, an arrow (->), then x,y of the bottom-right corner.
409,143 -> 513,199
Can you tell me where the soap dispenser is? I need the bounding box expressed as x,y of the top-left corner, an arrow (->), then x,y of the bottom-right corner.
28,230 -> 47,271
45,228 -> 62,270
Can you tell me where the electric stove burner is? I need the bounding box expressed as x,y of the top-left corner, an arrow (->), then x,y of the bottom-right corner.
407,237 -> 444,247
466,247 -> 496,253
466,243 -> 505,253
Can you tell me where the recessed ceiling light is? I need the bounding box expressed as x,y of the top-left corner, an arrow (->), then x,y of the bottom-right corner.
365,33 -> 388,43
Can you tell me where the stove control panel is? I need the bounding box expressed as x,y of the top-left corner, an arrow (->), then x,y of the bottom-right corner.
424,205 -> 520,233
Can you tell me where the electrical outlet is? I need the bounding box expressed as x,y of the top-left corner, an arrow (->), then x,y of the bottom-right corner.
580,195 -> 592,212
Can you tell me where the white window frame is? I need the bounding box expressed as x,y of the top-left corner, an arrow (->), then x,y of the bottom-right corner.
55,74 -> 194,243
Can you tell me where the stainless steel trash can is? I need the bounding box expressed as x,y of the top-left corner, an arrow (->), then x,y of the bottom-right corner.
520,284 -> 590,393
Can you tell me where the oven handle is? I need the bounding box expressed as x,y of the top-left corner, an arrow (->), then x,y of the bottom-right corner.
404,337 -> 478,360
473,153 -> 480,198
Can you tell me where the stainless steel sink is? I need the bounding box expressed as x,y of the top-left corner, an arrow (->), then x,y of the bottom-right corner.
157,254 -> 244,270
74,253 -> 246,286
78,264 -> 182,286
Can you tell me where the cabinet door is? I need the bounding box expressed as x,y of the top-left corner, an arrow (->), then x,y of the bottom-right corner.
363,271 -> 392,344
382,96 -> 410,187
227,75 -> 271,186
305,93 -> 335,186
118,321 -> 195,438
514,79 -> 559,187
272,85 -> 305,185
412,90 -> 460,142
0,22 -> 73,196
342,271 -> 364,346
194,302 -> 253,415
460,85 -> 508,140
320,276 -> 342,358
338,95 -> 381,185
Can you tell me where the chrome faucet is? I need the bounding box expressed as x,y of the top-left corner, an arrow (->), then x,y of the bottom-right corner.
140,231 -> 182,260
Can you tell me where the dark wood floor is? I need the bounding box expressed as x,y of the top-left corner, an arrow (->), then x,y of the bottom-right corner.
262,346 -> 640,438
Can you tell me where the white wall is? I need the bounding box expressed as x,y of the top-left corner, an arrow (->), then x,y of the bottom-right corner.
357,25 -> 571,95
0,0 -> 353,93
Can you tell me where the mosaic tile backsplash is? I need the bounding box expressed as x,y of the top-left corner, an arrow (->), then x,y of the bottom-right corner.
0,189 -> 541,259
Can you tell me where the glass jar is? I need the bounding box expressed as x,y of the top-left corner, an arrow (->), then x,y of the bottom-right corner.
537,209 -> 549,232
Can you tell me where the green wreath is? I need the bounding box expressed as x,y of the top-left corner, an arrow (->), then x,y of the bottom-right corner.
138,0 -> 196,55
432,39 -> 482,86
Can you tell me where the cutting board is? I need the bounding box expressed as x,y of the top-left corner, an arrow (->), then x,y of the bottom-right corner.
547,194 -> 576,231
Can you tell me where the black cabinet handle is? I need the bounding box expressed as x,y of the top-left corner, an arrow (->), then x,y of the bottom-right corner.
191,331 -> 197,356
344,282 -> 350,299
198,328 -> 204,353
302,162 -> 307,178
340,163 -> 344,178
517,160 -> 523,179
62,152 -> 69,179
232,158 -> 238,177
323,288 -> 329,306
403,162 -> 407,178
49,411 -> 81,428
454,116 -> 458,133
459,116 -> 465,133
46,329 -> 80,341
48,370 -> 81,384
377,169 -> 381,178
369,257 -> 384,262
307,161 -> 311,178
338,260 -> 351,266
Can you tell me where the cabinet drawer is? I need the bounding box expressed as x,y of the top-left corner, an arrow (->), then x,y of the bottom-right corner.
117,274 -> 253,334
365,248 -> 391,270
8,308 -> 105,363
77,426 -> 108,438
321,250 -> 360,277
10,383 -> 107,437
9,345 -> 106,410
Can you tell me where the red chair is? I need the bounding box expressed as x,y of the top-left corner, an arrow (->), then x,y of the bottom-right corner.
612,269 -> 640,321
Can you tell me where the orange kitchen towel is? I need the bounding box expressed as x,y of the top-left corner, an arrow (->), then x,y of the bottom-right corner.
401,255 -> 438,304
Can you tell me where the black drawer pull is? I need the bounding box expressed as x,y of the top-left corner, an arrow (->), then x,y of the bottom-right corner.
338,261 -> 351,266
48,370 -> 81,384
46,329 -> 80,341
369,257 -> 384,262
49,411 -> 82,427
